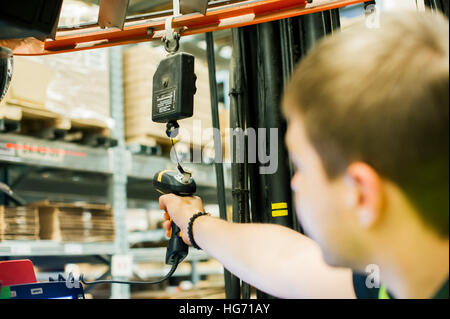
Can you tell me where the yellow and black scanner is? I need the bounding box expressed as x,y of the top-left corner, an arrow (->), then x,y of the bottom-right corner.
153,169 -> 196,197
153,169 -> 196,265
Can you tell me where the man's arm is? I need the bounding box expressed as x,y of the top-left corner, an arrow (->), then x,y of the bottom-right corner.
159,194 -> 356,299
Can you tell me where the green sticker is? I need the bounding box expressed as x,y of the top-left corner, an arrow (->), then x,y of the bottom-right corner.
0,286 -> 11,299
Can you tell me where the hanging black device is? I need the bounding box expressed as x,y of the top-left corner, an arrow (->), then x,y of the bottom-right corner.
152,51 -> 198,267
152,52 -> 196,123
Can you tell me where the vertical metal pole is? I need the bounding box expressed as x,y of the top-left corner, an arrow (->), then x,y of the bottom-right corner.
440,0 -> 449,17
279,18 -> 303,234
331,8 -> 341,30
205,32 -> 240,299
191,261 -> 200,286
241,25 -> 262,229
230,27 -> 252,299
293,9 -> 340,61
108,46 -> 130,299
424,0 -> 437,10
441,0 -> 449,17
425,0 -> 449,17
279,18 -> 295,85
251,21 -> 294,299
323,8 -> 341,34
296,12 -> 328,56
237,21 -> 296,299
0,167 -> 10,206
230,11 -> 341,299
257,21 -> 294,229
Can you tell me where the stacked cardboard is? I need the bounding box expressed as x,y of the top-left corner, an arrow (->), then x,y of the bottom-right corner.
0,206 -> 39,241
123,44 -> 213,148
31,201 -> 115,242
41,50 -> 111,124
2,51 -> 112,130
4,56 -> 55,110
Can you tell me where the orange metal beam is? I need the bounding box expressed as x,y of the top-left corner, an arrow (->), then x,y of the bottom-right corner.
13,0 -> 367,56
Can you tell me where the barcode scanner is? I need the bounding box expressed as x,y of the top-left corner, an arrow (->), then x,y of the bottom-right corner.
79,168 -> 196,287
153,168 -> 196,265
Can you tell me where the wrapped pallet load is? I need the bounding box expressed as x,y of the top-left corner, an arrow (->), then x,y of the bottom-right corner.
0,49 -> 113,137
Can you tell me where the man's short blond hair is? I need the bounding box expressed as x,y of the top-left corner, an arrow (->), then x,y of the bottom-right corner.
283,10 -> 449,236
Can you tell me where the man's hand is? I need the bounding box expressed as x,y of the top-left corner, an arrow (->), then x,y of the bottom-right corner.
159,194 -> 207,245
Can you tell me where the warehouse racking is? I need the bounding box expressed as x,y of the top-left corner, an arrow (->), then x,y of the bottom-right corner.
0,45 -> 232,298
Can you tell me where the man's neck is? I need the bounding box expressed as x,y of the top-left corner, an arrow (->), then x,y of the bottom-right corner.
374,215 -> 449,299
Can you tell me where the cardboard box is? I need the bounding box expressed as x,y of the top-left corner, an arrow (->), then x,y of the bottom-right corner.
0,206 -> 40,241
6,57 -> 55,109
41,50 -> 111,124
30,200 -> 115,242
6,51 -> 112,129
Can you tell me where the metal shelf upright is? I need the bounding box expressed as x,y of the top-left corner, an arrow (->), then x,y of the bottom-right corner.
108,45 -> 130,299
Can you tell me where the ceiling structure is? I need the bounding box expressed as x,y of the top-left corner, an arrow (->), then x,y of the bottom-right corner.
11,0 -> 367,56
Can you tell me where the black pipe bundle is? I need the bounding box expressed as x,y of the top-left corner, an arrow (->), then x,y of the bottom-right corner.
228,10 -> 341,299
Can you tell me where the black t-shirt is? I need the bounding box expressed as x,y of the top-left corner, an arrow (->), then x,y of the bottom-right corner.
352,273 -> 381,299
352,272 -> 449,299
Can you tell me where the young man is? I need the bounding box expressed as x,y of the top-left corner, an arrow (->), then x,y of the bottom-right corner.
158,10 -> 449,299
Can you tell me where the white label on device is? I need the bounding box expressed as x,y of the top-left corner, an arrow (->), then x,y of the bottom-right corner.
30,288 -> 43,295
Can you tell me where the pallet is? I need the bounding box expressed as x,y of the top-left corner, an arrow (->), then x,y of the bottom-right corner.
0,103 -> 117,148
126,134 -> 193,158
127,134 -> 194,155
125,134 -> 225,166
127,143 -> 162,156
126,135 -> 163,156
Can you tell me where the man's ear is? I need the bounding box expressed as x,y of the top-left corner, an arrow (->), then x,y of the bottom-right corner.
346,162 -> 384,228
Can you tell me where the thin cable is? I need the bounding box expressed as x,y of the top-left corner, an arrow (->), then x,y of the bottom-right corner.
79,257 -> 180,286
171,138 -> 186,174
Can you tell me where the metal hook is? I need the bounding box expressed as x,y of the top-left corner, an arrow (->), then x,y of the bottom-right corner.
162,18 -> 180,53
162,0 -> 182,54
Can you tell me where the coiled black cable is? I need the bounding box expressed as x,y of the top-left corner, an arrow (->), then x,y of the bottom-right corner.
79,256 -> 181,286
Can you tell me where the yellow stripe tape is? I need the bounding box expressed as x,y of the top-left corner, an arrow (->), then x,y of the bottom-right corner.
271,202 -> 287,210
272,209 -> 288,217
